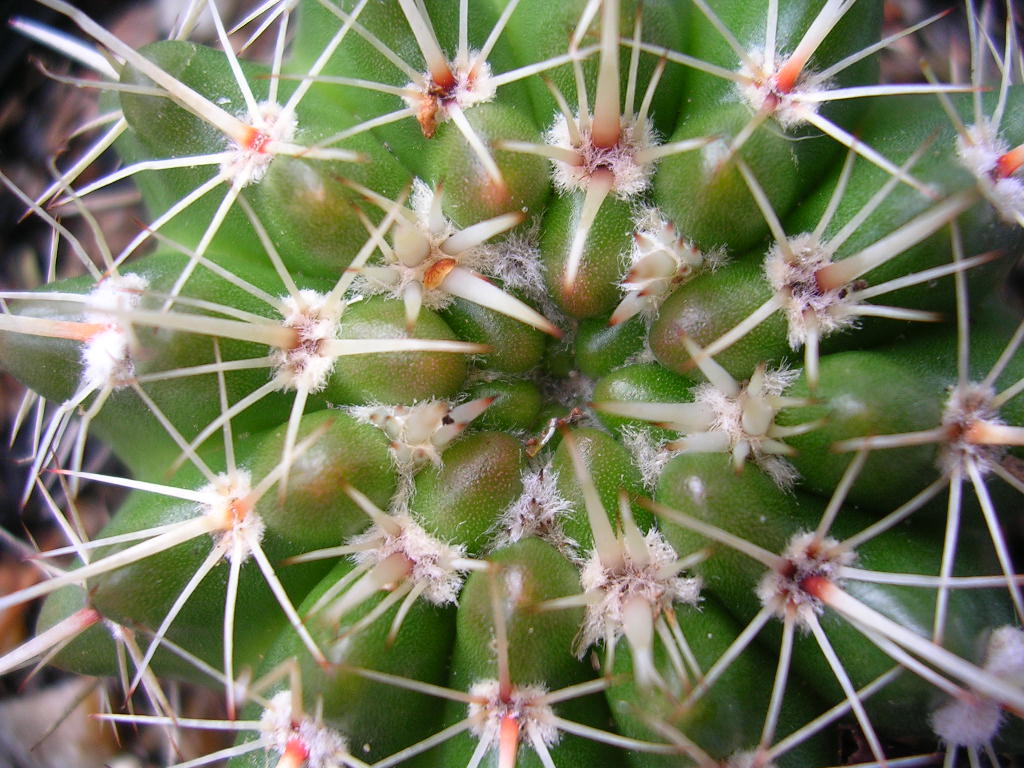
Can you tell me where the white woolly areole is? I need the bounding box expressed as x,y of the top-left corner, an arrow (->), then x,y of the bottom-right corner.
614,208 -> 712,323
356,179 -> 500,311
619,425 -> 677,493
348,399 -> 460,473
931,626 -> 1024,748
764,234 -> 858,350
544,113 -> 657,198
348,514 -> 467,605
982,626 -> 1024,681
736,48 -> 825,129
576,529 -> 701,656
403,55 -> 496,137
478,218 -> 547,303
199,470 -> 262,559
938,382 -> 1005,476
701,136 -> 733,177
220,101 -> 298,187
494,465 -> 576,553
271,290 -> 342,393
80,274 -> 148,390
259,690 -> 350,768
84,274 -> 149,319
467,679 -> 560,748
690,366 -> 801,489
957,120 -> 1024,225
757,532 -> 854,623
931,696 -> 1003,751
81,329 -> 135,390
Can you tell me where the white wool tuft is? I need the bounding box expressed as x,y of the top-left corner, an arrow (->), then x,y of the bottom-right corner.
756,532 -> 854,623
481,218 -> 547,303
957,120 -> 1024,224
618,425 -> 677,493
763,234 -> 858,350
84,274 -> 149,318
938,381 -> 1006,477
576,529 -> 701,656
81,328 -> 135,390
411,178 -> 454,241
544,114 -> 657,198
467,680 -> 560,748
701,136 -> 733,176
198,470 -> 262,557
494,464 -> 577,553
271,290 -> 343,393
220,101 -> 298,186
735,47 -> 828,129
402,55 -> 496,129
931,696 -> 1003,749
931,626 -> 1024,748
260,691 -> 350,768
348,514 -> 468,605
80,274 -> 148,390
984,626 -> 1024,680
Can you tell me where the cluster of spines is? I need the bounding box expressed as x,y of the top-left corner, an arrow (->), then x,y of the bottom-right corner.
0,1 -> 1023,768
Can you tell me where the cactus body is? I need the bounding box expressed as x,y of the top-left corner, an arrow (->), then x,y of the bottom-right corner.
1,1 -> 1024,767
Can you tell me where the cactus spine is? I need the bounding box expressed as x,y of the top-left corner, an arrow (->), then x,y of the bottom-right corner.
1,1 -> 1024,767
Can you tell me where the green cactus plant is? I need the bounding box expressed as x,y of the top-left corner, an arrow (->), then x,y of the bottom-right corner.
1,0 -> 1024,766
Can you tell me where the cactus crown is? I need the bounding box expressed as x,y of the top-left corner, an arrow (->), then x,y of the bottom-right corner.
1,1 -> 1024,767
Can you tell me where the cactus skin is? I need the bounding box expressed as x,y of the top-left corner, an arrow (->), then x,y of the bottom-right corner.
2,2 -> 1024,768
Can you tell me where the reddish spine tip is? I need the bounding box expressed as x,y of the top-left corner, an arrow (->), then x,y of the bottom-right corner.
774,58 -> 802,95
277,738 -> 309,768
996,144 -> 1024,179
65,321 -> 109,343
240,125 -> 261,152
799,574 -> 830,599
431,66 -> 457,91
498,716 -> 521,768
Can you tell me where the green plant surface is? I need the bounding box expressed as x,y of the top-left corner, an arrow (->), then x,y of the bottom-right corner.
1,1 -> 1023,767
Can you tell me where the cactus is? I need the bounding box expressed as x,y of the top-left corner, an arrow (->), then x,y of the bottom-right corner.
1,1 -> 1023,766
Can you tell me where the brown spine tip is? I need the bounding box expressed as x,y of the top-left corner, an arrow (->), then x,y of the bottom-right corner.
417,99 -> 440,138
423,258 -> 459,290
